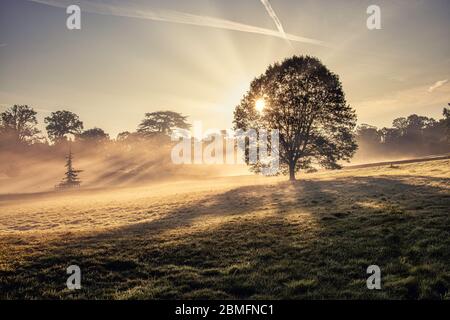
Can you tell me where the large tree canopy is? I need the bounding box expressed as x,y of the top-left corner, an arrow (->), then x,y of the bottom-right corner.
234,55 -> 357,180
137,111 -> 190,136
0,105 -> 40,144
45,110 -> 84,143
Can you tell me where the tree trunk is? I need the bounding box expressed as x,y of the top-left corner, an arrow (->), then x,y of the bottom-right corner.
289,162 -> 296,181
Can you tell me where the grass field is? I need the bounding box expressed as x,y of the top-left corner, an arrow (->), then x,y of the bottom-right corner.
0,159 -> 449,299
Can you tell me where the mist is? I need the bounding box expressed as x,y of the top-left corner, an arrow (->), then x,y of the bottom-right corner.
0,136 -> 248,194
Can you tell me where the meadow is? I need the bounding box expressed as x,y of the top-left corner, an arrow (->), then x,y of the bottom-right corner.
0,158 -> 449,299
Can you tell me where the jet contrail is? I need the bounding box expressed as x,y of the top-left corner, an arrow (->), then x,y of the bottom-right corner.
260,0 -> 289,43
28,0 -> 326,46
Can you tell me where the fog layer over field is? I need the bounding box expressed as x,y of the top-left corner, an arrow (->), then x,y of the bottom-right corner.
1,138 -> 449,194
0,137 -> 248,194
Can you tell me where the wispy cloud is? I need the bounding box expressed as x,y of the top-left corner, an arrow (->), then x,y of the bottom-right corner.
28,0 -> 326,46
428,79 -> 448,93
0,43 -> 7,47
259,0 -> 289,44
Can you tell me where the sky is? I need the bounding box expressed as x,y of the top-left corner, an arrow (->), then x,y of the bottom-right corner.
0,0 -> 449,138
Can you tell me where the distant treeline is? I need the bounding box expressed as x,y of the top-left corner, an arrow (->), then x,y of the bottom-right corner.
1,104 -> 449,159
0,107 -> 189,153
0,108 -> 191,180
355,106 -> 450,161
0,107 -> 241,188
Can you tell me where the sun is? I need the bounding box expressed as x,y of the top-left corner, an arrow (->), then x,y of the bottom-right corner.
255,98 -> 265,112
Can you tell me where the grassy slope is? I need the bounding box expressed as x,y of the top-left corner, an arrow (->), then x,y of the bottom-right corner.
0,159 -> 449,299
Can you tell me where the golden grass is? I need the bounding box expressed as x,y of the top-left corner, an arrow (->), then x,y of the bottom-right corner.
0,159 -> 449,299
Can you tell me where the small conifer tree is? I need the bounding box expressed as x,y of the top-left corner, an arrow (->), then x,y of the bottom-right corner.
58,150 -> 82,188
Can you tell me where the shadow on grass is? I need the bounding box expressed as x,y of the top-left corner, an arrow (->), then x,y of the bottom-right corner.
1,175 -> 449,299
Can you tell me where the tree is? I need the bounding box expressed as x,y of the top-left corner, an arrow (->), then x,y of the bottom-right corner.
0,105 -> 40,144
117,131 -> 131,141
234,55 -> 357,181
392,117 -> 408,136
444,104 -> 450,121
57,150 -> 82,188
45,110 -> 83,143
356,124 -> 381,144
380,127 -> 401,144
137,111 -> 190,136
77,127 -> 110,143
406,114 -> 429,132
443,104 -> 450,141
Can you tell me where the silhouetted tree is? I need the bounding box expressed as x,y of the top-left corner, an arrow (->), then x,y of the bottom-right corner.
77,127 -> 109,143
392,117 -> 408,136
0,105 -> 40,144
380,127 -> 401,144
137,111 -> 190,136
444,104 -> 450,141
234,56 -> 357,180
405,114 -> 429,140
116,131 -> 131,141
355,108 -> 450,160
444,105 -> 450,121
45,110 -> 83,143
57,150 -> 82,188
356,124 -> 381,144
